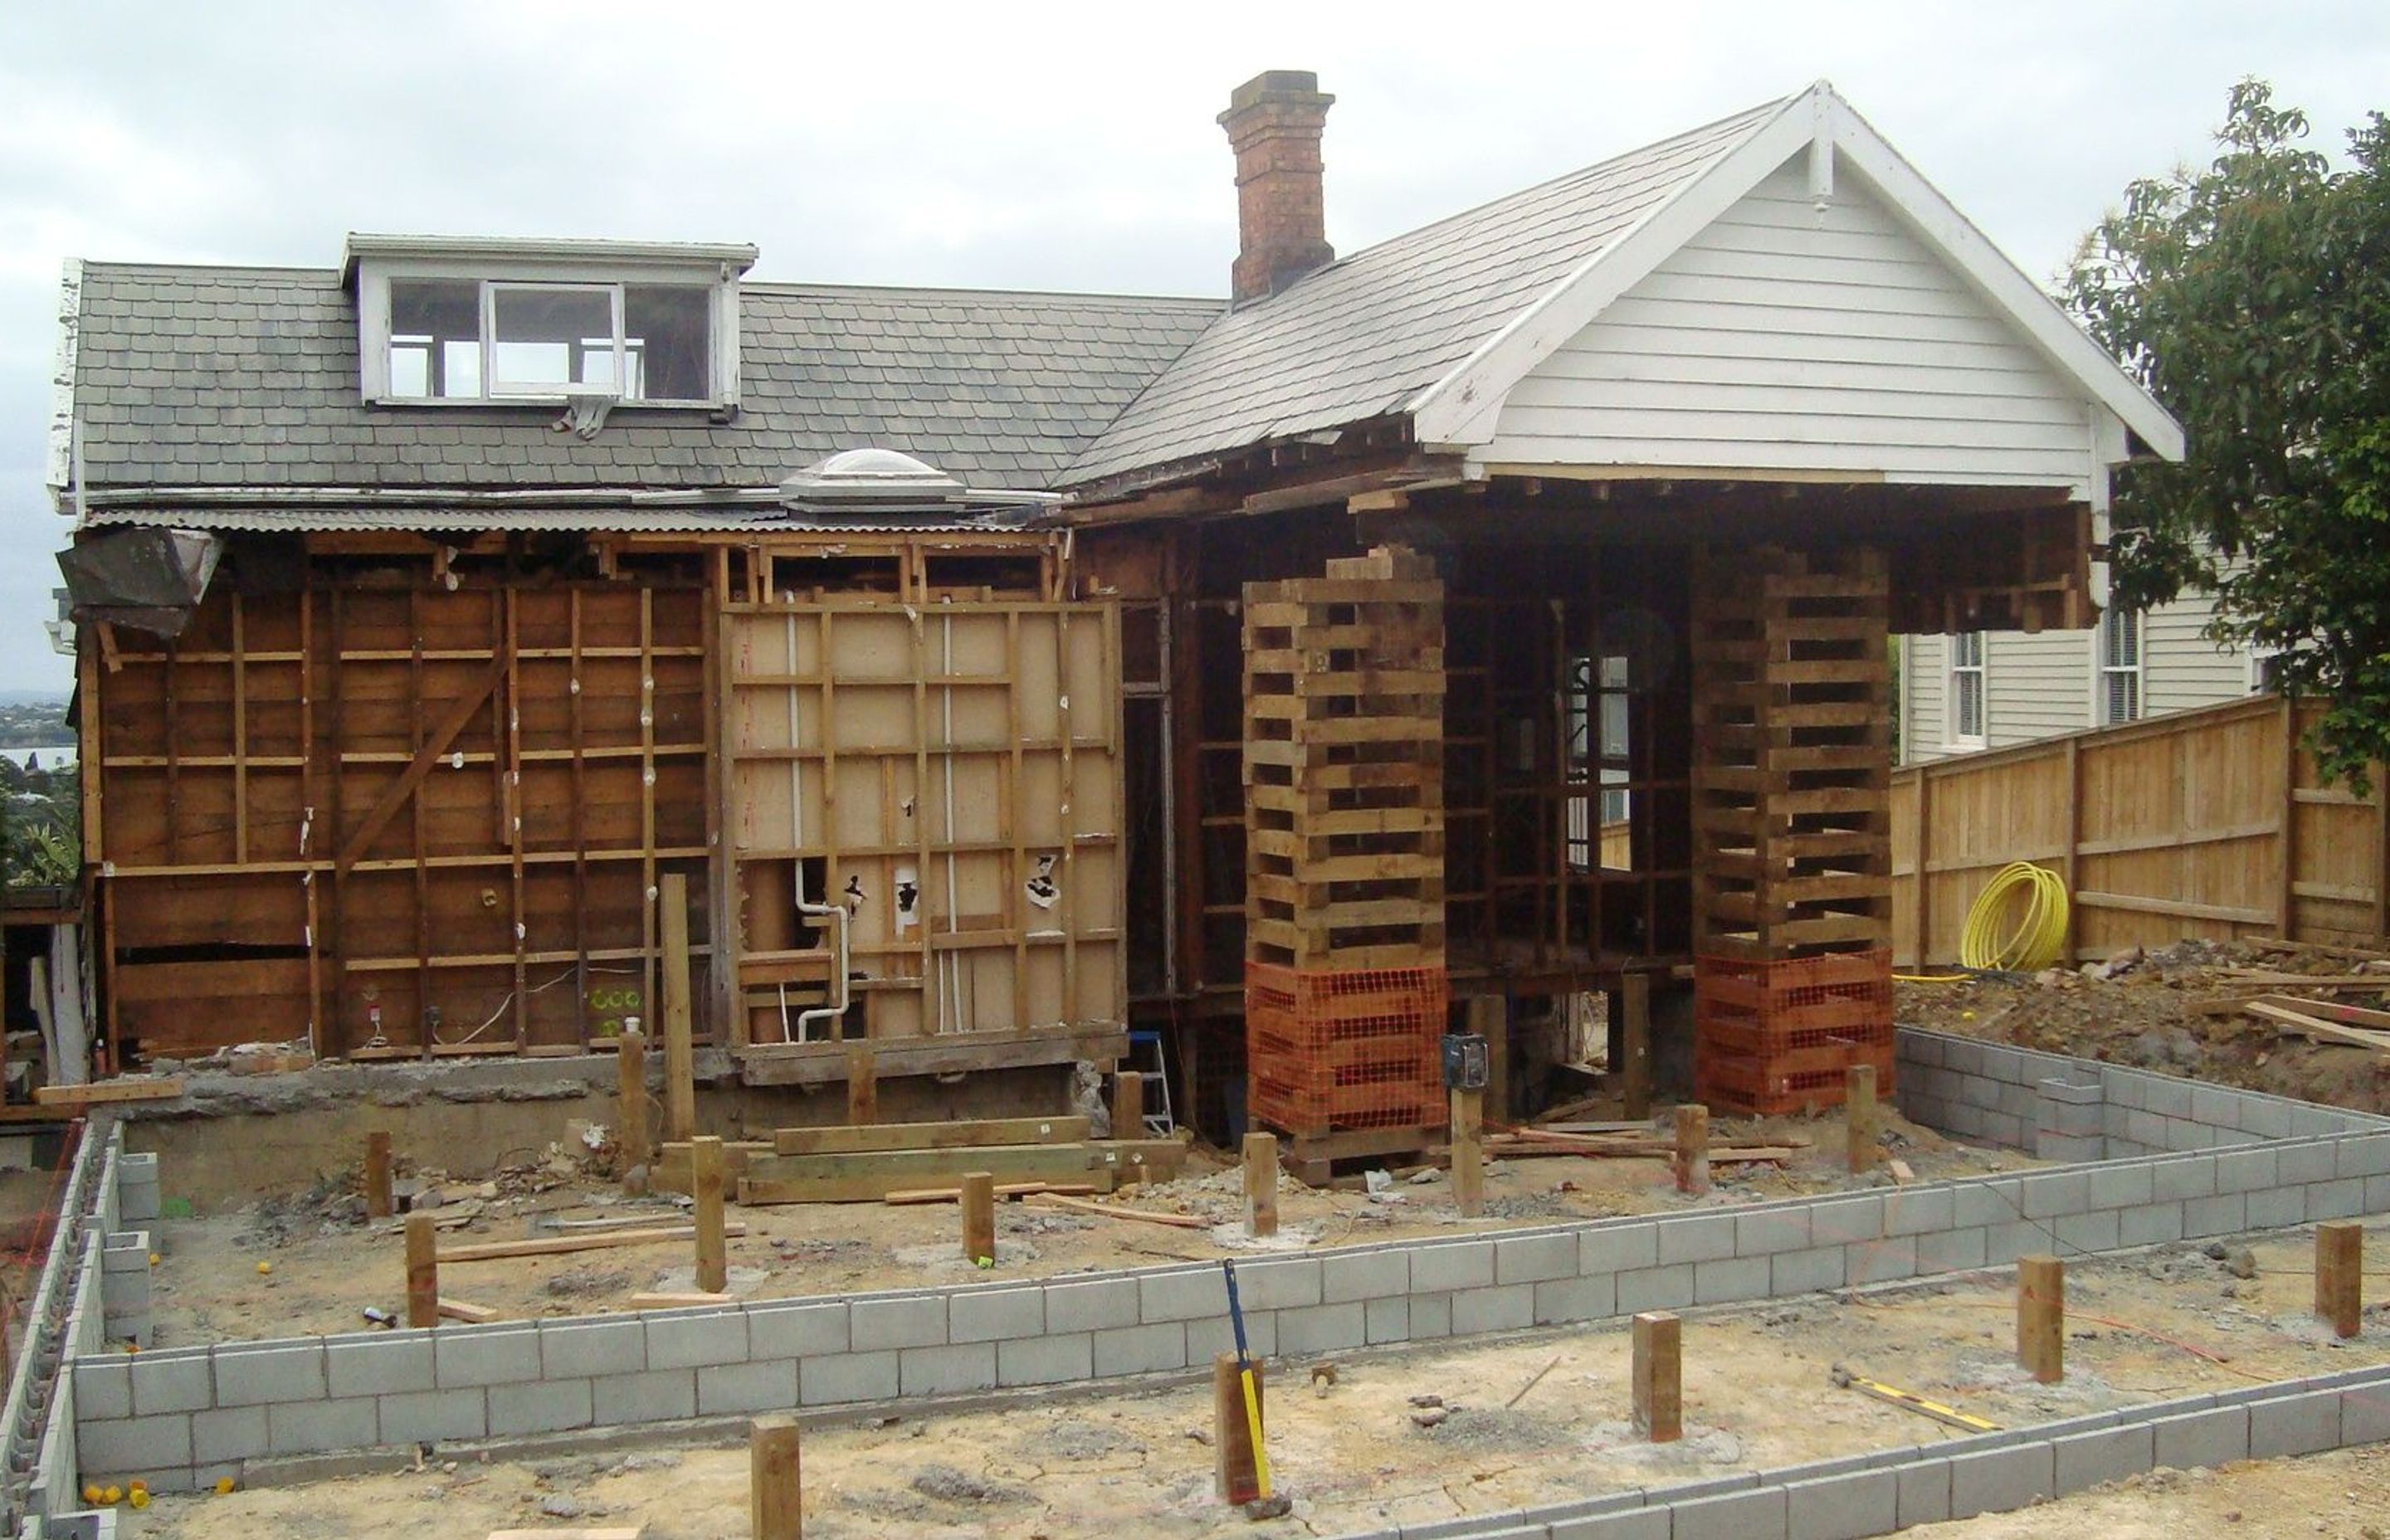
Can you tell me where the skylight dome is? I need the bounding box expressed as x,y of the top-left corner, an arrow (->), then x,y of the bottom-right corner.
778,448 -> 965,505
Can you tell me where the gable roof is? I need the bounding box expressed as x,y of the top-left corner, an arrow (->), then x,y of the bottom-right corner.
1066,83 -> 2182,490
66,264 -> 1217,500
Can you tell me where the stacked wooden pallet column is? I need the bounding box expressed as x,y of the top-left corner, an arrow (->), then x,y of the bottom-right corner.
1689,546 -> 1895,1115
1243,548 -> 1450,1177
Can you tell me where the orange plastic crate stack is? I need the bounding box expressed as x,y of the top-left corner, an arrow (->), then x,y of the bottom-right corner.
1246,962 -> 1450,1138
1692,947 -> 1894,1114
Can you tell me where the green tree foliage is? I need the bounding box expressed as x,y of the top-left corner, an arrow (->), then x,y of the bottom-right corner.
2066,80 -> 2390,788
2,760 -> 81,887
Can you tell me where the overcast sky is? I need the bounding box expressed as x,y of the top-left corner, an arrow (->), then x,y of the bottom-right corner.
2,1 -> 2384,701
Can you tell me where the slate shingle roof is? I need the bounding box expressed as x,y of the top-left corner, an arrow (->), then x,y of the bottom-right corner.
71,266 -> 1220,494
1061,98 -> 1786,487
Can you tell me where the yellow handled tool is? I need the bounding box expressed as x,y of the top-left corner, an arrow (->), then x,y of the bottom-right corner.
1222,1260 -> 1271,1499
1830,1364 -> 1999,1433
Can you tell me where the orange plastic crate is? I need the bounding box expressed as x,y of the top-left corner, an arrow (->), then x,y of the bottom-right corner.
1246,962 -> 1448,1138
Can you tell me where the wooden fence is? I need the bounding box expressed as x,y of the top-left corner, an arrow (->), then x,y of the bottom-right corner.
1893,694 -> 2389,967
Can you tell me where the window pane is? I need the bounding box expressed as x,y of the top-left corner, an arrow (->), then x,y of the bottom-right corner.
625,285 -> 712,401
490,286 -> 616,395
388,280 -> 479,398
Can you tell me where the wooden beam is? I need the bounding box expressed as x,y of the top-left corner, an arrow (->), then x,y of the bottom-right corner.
439,1224 -> 744,1263
335,654 -> 508,874
1451,1087 -> 1485,1218
364,1130 -> 393,1220
1112,1071 -> 1144,1143
1243,1132 -> 1279,1238
1672,1104 -> 1710,1196
692,1135 -> 728,1294
661,872 -> 696,1141
751,1416 -> 802,1540
733,1028 -> 1130,1086
617,1027 -> 650,1187
774,1115 -> 1091,1157
959,1171 -> 996,1265
1632,1311 -> 1681,1442
406,1212 -> 439,1328
2017,1255 -> 2064,1383
846,1045 -> 877,1126
2318,1221 -> 2363,1340
33,1077 -> 183,1106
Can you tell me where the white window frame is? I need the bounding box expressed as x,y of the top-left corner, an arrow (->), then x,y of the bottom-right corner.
354,247 -> 744,411
2095,607 -> 2144,726
1946,631 -> 1986,749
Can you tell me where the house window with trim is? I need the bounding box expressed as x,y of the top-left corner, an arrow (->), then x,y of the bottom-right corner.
1947,632 -> 1986,747
2097,607 -> 2143,724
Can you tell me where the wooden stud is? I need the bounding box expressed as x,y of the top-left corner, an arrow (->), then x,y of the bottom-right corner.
2017,1254 -> 2064,1383
1672,1104 -> 1710,1196
1619,972 -> 1652,1122
1631,1310 -> 1681,1442
960,1171 -> 997,1265
364,1129 -> 393,1220
617,1027 -> 650,1186
1112,1070 -> 1144,1143
1242,1133 -> 1279,1238
691,1134 -> 728,1295
846,1045 -> 877,1127
405,1211 -> 439,1328
1450,1086 -> 1485,1218
2317,1221 -> 2363,1339
1846,1063 -> 1879,1173
750,1415 -> 802,1540
661,872 -> 696,1143
1212,1352 -> 1266,1503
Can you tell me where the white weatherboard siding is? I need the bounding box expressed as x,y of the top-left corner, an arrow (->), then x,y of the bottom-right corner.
1905,631 -> 1948,760
2144,587 -> 2249,715
1480,158 -> 2103,488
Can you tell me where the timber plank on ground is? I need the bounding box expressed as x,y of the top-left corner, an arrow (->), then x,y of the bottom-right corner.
773,1115 -> 1091,1157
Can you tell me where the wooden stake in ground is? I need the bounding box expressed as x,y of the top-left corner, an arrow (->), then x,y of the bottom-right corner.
750,1415 -> 802,1540
1112,1070 -> 1144,1142
1242,1133 -> 1278,1238
1450,1085 -> 1485,1218
691,1135 -> 728,1295
1846,1063 -> 1879,1173
1631,1310 -> 1681,1442
960,1171 -> 997,1265
2317,1221 -> 2364,1339
1619,973 -> 1652,1123
1212,1352 -> 1266,1503
846,1045 -> 876,1126
363,1129 -> 393,1220
2017,1254 -> 2064,1383
661,872 -> 696,1143
616,1027 -> 649,1187
405,1211 -> 439,1328
1672,1104 -> 1710,1196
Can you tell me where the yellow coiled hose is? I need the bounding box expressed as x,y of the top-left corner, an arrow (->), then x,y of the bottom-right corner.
1958,861 -> 2071,973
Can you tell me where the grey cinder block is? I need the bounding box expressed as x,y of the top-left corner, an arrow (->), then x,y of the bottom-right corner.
948,1286 -> 1046,1343
1411,1293 -> 1454,1340
1232,1256 -> 1321,1311
799,1350 -> 900,1406
2213,1146 -> 2278,1195
898,1343 -> 997,1397
696,1359 -> 800,1416
1694,1255 -> 1772,1304
852,1292 -> 949,1350
1786,1468 -> 1897,1540
591,1367 -> 696,1425
1614,1264 -> 1694,1314
1948,1441 -> 2052,1518
2053,1210 -> 2121,1254
2245,1185 -> 2306,1230
1278,1301 -> 1370,1353
2119,1202 -> 2186,1247
1916,1226 -> 1988,1274
487,1377 -> 595,1436
2153,1405 -> 2248,1469
378,1387 -> 488,1445
1846,1236 -> 1919,1286
1805,1194 -> 1885,1248
2017,1171 -> 2087,1220
2276,1140 -> 2335,1184
997,1333 -> 1093,1387
1549,1510 -> 1668,1540
1670,1484 -> 1788,1540
1093,1323 -> 1185,1377
1495,1231 -> 1578,1284
215,1340 -> 328,1406
71,1357 -> 132,1421
1044,1273 -> 1141,1328
2250,1390 -> 2342,1459
1771,1246 -> 1847,1295
2306,1177 -> 2367,1221
267,1396 -> 377,1455
1656,1212 -> 1738,1266
433,1322 -> 539,1389
2339,1383 -> 2390,1445
1322,1247 -> 1409,1302
78,1414 -> 191,1474
1410,1240 -> 1496,1293
1580,1222 -> 1659,1277
1450,1286 -> 1533,1338
1137,1268 -> 1222,1324
2181,1193 -> 2246,1238
1882,1187 -> 1953,1238
1736,1206 -> 1811,1257
191,1404 -> 270,1464
2053,1423 -> 2154,1494
1188,1308 -> 1276,1362
327,1329 -> 434,1398
1534,1274 -> 1614,1325
129,1351 -> 211,1416
540,1315 -> 647,1379
746,1298 -> 849,1359
1367,1294 -> 1413,1343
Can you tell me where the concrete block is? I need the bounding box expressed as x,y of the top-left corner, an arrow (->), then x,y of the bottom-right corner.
487,1378 -> 595,1435
433,1323 -> 540,1389
2369,1174 -> 2390,1211
1882,1187 -> 1953,1237
1695,1255 -> 1772,1304
190,1405 -> 270,1464
2018,1170 -> 2088,1220
1530,1274 -> 1612,1326
1736,1207 -> 1812,1257
1188,1309 -> 1276,1362
590,1368 -> 695,1425
1094,1323 -> 1186,1377
1916,1226 -> 1989,1274
899,1343 -> 997,1397
747,1298 -> 850,1360
2239,1096 -> 2295,1140
267,1396 -> 378,1455
1044,1274 -> 1142,1328
1411,1240 -> 1496,1293
997,1333 -> 1093,1387
129,1352 -> 212,1418
2054,1423 -> 2153,1494
1138,1268 -> 1223,1324
2250,1390 -> 2342,1458
1656,1213 -> 1738,1266
1410,1293 -> 1452,1341
2124,1111 -> 2170,1149
1805,1194 -> 1885,1247
1495,1231 -> 1578,1284
1950,1179 -> 2022,1229
851,1293 -> 948,1350
2246,1185 -> 2307,1229
1231,1255 -> 1321,1312
2277,1140 -> 2335,1184
1846,1236 -> 1919,1286
1323,1247 -> 1409,1302
2335,1133 -> 2390,1181
1949,1441 -> 2053,1518
800,1350 -> 900,1406
1614,1264 -> 1693,1314
696,1359 -> 800,1416
2214,1146 -> 2279,1194
2053,1210 -> 2121,1253
1367,1295 -> 1412,1344
539,1315 -> 646,1379
1786,1469 -> 1896,1540
2153,1405 -> 2248,1469
1944,1037 -> 1986,1076
949,1286 -> 1046,1343
2140,1076 -> 2193,1118
1450,1285 -> 1534,1337
1580,1222 -> 1659,1277
1548,1510 -> 1667,1540
2308,1177 -> 2368,1221
326,1330 -> 434,1399
1671,1484 -> 1786,1540
2120,1201 -> 2187,1247
215,1340 -> 327,1406
72,1358 -> 132,1422
378,1387 -> 489,1445
1771,1246 -> 1847,1295
79,1416 -> 189,1474
2086,1164 -> 2154,1211
2181,1193 -> 2246,1239
2192,1084 -> 2241,1129
1279,1301 -> 1370,1353
2339,1383 -> 2390,1445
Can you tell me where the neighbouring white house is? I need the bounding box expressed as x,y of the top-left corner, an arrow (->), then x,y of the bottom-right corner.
1900,579 -> 2266,763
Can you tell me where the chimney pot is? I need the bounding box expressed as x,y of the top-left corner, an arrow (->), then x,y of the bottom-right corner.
1220,70 -> 1335,305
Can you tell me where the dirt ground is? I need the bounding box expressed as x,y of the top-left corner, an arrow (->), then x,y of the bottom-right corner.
141,1105 -> 2007,1347
116,1223 -> 2390,1538
1914,1444 -> 2390,1538
1897,937 -> 2390,1119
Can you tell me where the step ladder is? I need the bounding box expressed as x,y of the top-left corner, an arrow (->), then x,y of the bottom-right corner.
1126,1029 -> 1175,1137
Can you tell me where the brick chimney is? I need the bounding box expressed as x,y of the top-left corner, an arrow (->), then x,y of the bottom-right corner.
1220,70 -> 1335,305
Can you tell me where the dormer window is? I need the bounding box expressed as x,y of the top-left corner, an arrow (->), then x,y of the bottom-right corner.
347,235 -> 756,410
